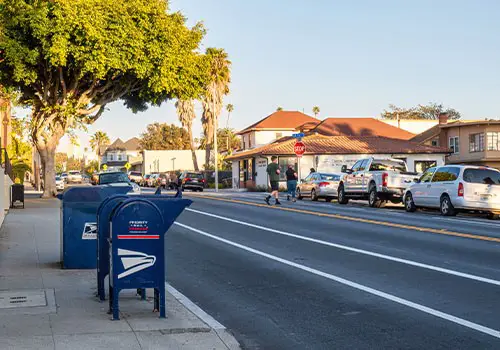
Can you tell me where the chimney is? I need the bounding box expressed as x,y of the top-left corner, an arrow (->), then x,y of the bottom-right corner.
438,112 -> 449,125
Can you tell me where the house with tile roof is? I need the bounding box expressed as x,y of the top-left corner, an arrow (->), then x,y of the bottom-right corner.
227,115 -> 448,190
237,110 -> 319,150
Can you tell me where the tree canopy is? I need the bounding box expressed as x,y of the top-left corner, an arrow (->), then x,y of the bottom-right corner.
139,122 -> 191,150
0,0 -> 210,196
381,103 -> 461,120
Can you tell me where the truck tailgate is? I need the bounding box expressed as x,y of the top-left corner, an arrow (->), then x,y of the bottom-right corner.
387,173 -> 415,189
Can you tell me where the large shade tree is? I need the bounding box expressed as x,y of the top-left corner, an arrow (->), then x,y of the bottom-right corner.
89,131 -> 110,170
175,100 -> 199,171
139,123 -> 190,150
0,0 -> 208,196
201,48 -> 231,169
381,103 -> 461,120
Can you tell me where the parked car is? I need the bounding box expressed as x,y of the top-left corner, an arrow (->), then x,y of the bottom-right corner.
98,171 -> 141,194
91,173 -> 99,185
404,165 -> 500,219
61,173 -> 68,183
147,173 -> 159,187
55,176 -> 65,191
338,157 -> 416,207
67,170 -> 83,184
82,174 -> 90,183
296,172 -> 341,201
128,171 -> 143,183
178,171 -> 205,191
141,174 -> 151,187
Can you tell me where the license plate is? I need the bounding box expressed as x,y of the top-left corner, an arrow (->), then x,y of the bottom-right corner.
480,195 -> 491,201
192,179 -> 198,182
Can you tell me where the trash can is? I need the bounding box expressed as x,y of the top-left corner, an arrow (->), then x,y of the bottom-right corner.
59,186 -> 131,269
10,184 -> 24,209
108,196 -> 192,320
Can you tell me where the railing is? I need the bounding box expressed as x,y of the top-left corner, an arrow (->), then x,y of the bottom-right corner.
1,148 -> 15,182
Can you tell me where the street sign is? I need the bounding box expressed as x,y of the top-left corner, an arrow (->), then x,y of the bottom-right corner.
294,141 -> 306,158
292,133 -> 305,138
102,164 -> 108,171
124,162 -> 131,170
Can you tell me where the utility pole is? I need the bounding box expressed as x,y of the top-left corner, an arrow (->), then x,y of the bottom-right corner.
213,97 -> 219,193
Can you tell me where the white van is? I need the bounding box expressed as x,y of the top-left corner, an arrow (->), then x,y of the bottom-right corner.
404,165 -> 500,219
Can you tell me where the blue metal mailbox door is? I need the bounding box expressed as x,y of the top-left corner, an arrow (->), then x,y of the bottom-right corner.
109,199 -> 166,319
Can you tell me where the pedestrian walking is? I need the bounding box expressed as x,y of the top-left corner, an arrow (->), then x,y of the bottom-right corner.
285,165 -> 298,202
265,156 -> 281,205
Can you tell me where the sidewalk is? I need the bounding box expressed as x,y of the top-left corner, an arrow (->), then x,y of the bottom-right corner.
0,198 -> 240,350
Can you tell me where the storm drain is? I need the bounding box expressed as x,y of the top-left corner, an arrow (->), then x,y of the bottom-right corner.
0,290 -> 47,309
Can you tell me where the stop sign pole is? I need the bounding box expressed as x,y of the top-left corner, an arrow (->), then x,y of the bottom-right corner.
292,133 -> 306,180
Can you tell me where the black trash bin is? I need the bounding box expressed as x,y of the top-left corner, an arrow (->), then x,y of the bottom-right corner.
10,184 -> 24,209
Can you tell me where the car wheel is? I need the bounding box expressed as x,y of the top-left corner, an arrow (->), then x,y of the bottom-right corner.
368,186 -> 383,208
311,189 -> 318,201
405,193 -> 417,212
487,213 -> 499,220
338,184 -> 349,204
440,195 -> 457,216
296,188 -> 303,200
199,188 -> 203,192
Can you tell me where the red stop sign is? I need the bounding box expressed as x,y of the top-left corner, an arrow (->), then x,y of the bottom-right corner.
294,141 -> 306,157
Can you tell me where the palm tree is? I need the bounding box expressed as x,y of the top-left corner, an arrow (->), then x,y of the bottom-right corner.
276,106 -> 283,112
312,106 -> 320,117
176,99 -> 199,171
201,48 -> 231,169
225,104 -> 234,128
89,131 -> 110,170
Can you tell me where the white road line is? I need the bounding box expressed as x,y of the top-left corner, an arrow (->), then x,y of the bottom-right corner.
174,221 -> 500,339
185,208 -> 500,287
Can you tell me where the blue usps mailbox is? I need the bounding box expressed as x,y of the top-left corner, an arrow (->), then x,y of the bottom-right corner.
108,196 -> 191,320
96,189 -> 183,301
60,186 -> 131,269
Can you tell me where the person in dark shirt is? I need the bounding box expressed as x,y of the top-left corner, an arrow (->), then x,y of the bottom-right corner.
285,164 -> 298,202
265,156 -> 281,205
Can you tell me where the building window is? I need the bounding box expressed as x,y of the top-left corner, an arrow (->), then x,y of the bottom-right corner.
449,136 -> 459,154
118,154 -> 122,161
469,133 -> 484,153
486,132 -> 499,151
248,137 -> 252,148
414,161 -> 437,173
275,132 -> 283,139
109,154 -> 114,161
431,140 -> 438,146
278,157 -> 297,181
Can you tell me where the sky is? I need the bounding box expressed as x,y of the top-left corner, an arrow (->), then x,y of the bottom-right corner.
24,0 -> 500,152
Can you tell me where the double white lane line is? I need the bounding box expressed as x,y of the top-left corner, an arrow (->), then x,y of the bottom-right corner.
175,208 -> 500,340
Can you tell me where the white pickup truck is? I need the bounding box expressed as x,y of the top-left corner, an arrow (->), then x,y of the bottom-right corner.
338,157 -> 417,207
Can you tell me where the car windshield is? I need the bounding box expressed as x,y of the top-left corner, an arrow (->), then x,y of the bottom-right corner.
186,173 -> 203,179
144,174 -> 151,179
463,169 -> 500,185
61,173 -> 67,176
130,172 -> 141,176
320,174 -> 340,181
99,172 -> 129,184
69,171 -> 80,175
369,160 -> 406,173
55,176 -> 61,181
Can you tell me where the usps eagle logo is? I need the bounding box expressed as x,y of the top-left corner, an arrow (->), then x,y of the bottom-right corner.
82,222 -> 97,240
117,249 -> 156,279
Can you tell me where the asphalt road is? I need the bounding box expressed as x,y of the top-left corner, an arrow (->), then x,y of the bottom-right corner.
163,191 -> 500,349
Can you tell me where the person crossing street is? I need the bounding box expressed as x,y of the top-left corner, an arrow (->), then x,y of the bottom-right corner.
265,156 -> 281,205
285,164 -> 298,202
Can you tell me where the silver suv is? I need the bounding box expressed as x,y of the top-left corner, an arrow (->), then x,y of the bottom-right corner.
404,165 -> 500,219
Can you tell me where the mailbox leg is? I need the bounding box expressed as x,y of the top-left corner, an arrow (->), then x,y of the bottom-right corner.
112,287 -> 120,320
97,272 -> 105,301
156,286 -> 166,318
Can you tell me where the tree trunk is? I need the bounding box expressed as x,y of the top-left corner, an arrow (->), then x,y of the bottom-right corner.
205,143 -> 211,170
38,143 -> 57,198
187,127 -> 199,171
